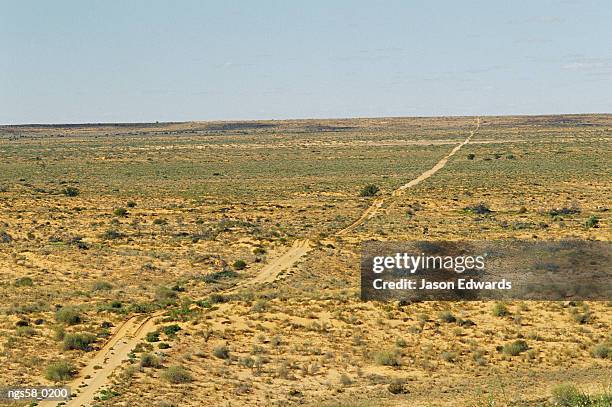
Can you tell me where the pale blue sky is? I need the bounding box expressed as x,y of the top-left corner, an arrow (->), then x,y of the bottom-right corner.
2,0 -> 611,124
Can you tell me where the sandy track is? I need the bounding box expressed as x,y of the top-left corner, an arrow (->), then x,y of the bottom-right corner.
338,117 -> 479,235
39,312 -> 164,407
43,118 -> 479,406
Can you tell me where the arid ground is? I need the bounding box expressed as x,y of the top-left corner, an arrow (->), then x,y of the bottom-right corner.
0,115 -> 610,406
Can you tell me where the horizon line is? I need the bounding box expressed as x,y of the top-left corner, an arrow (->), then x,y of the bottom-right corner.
2,111 -> 611,127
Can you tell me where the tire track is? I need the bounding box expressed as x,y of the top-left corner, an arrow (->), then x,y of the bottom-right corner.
41,117 -> 479,406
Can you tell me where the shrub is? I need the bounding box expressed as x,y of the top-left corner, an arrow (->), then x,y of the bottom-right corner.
233,260 -> 247,270
0,230 -> 13,243
153,218 -> 168,225
92,281 -> 112,291
140,352 -> 162,368
464,203 -> 492,215
339,373 -> 352,386
16,326 -> 36,337
570,306 -> 591,324
61,187 -> 79,197
161,324 -> 181,337
213,345 -> 230,359
550,384 -> 590,406
441,351 -> 458,363
549,207 -> 580,217
161,365 -> 192,384
438,310 -> 456,323
45,360 -> 77,381
387,378 -> 408,394
502,340 -> 528,356
253,247 -> 266,255
373,348 -> 402,366
126,201 -> 137,208
467,153 -> 476,160
15,277 -> 33,287
585,215 -> 599,229
56,307 -> 82,325
113,207 -> 128,217
102,229 -> 123,240
145,331 -> 160,342
155,286 -> 178,302
158,342 -> 171,349
359,184 -> 380,197
591,343 -> 610,359
63,332 -> 96,351
492,302 -> 509,317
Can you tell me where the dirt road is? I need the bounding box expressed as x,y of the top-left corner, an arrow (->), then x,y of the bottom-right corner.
338,117 -> 479,234
43,117 -> 479,406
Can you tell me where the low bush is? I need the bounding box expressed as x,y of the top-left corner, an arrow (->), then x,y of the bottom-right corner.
502,340 -> 528,356
161,365 -> 193,384
492,302 -> 509,317
45,360 -> 77,381
92,281 -> 113,291
438,310 -> 456,323
61,187 -> 79,197
140,352 -> 162,368
15,277 -> 33,287
63,332 -> 96,351
373,348 -> 402,367
56,307 -> 82,325
113,207 -> 128,217
585,215 -> 600,228
591,343 -> 610,359
464,203 -> 492,215
233,260 -> 247,270
359,184 -> 380,197
213,345 -> 230,360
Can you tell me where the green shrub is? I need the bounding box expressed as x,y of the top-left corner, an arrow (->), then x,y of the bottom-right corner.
113,207 -> 128,217
155,286 -> 178,302
158,342 -> 171,349
441,351 -> 458,363
464,203 -> 492,215
438,310 -> 456,323
502,340 -> 528,356
550,384 -> 594,406
92,281 -> 113,291
492,302 -> 509,317
61,187 -> 79,197
585,215 -> 600,229
0,230 -> 12,243
102,229 -> 123,240
16,326 -> 36,337
45,360 -> 77,382
359,184 -> 380,197
213,345 -> 230,359
161,365 -> 192,384
63,332 -> 96,351
373,348 -> 402,366
233,260 -> 247,270
140,352 -> 162,368
15,277 -> 33,287
467,153 -> 476,160
56,307 -> 82,325
591,343 -> 610,359
126,201 -> 137,208
161,324 -> 181,337
145,331 -> 160,342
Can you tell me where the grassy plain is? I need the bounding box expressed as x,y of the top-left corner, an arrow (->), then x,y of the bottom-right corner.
0,115 -> 610,406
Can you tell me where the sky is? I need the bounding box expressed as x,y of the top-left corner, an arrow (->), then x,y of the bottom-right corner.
1,0 -> 611,124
